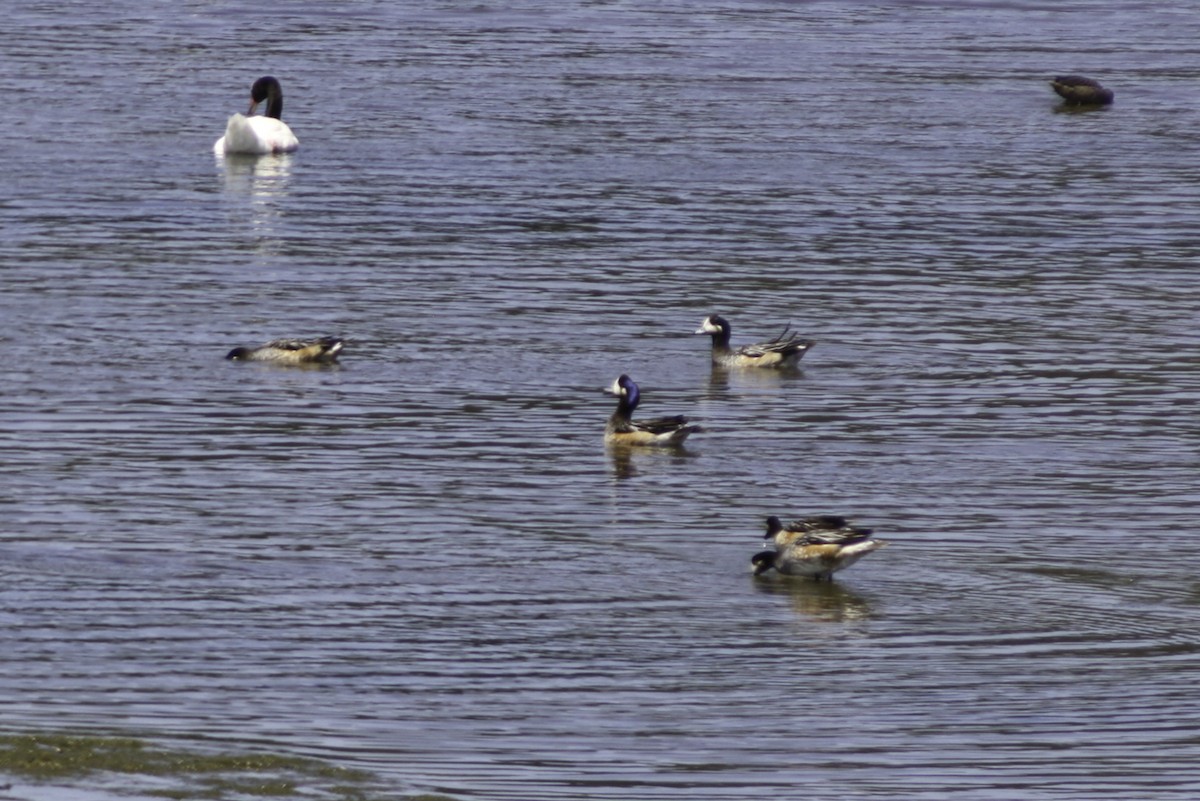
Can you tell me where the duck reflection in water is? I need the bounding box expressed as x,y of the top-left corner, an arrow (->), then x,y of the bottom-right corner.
752,578 -> 876,623
704,356 -> 806,400
608,447 -> 637,479
607,444 -> 695,480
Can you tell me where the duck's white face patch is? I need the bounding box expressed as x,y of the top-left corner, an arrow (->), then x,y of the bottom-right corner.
696,316 -> 721,334
608,377 -> 624,396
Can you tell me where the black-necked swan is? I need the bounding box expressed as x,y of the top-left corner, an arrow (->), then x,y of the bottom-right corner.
213,76 -> 299,155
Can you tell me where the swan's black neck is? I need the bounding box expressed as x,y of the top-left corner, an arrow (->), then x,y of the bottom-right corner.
251,76 -> 284,119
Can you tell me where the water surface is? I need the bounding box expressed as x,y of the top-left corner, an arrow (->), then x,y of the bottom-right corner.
3,1 -> 1200,799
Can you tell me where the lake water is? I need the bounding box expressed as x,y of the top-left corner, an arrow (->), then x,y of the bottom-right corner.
3,1 -> 1200,799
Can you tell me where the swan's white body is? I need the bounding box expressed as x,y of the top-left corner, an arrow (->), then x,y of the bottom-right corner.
214,113 -> 299,155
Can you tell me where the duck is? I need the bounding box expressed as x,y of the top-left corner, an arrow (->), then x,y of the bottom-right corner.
763,514 -> 874,548
604,374 -> 702,447
213,76 -> 300,155
1049,75 -> 1114,106
226,336 -> 343,365
753,515 -> 885,581
695,314 -> 813,369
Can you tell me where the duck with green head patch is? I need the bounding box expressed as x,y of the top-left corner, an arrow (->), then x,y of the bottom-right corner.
695,314 -> 813,369
604,374 -> 702,447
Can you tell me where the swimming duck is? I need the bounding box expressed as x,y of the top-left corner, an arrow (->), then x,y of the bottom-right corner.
604,374 -> 702,447
695,314 -> 813,369
1049,75 -> 1114,106
214,76 -> 300,155
763,515 -> 874,549
753,515 -> 885,581
226,336 -> 343,365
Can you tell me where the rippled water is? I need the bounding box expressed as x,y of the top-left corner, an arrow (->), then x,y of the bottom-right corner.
4,1 -> 1200,799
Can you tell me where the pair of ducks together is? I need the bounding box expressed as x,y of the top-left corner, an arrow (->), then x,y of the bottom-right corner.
605,315 -> 886,581
604,314 -> 811,448
222,313 -> 811,395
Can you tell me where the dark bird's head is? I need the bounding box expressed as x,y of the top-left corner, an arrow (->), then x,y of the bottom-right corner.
248,76 -> 284,118
226,347 -> 251,361
764,516 -> 784,539
751,550 -> 778,576
695,314 -> 730,336
605,374 -> 640,411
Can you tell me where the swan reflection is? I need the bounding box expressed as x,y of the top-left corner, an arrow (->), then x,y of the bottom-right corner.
218,152 -> 294,200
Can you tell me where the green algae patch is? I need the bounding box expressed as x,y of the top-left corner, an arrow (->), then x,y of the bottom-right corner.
0,732 -> 439,800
